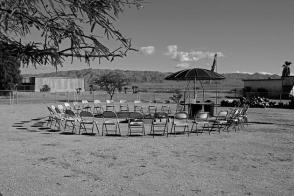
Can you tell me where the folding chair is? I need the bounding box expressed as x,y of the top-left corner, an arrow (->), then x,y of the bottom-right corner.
190,112 -> 209,135
102,111 -> 121,136
57,104 -> 65,113
64,102 -> 72,110
134,100 -> 144,113
73,102 -> 81,113
203,110 -> 228,134
63,109 -> 79,133
170,112 -> 189,135
93,100 -> 103,115
47,106 -> 56,128
128,112 -> 145,136
147,105 -> 157,117
119,100 -> 129,112
106,100 -> 115,111
225,108 -> 242,132
81,100 -> 91,111
161,105 -> 171,114
239,105 -> 249,128
53,105 -> 65,130
150,112 -> 169,137
78,111 -> 99,134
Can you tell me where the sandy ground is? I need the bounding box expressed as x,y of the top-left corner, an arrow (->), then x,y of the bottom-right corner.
0,103 -> 293,196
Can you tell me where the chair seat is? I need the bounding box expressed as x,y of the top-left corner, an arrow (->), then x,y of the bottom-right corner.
173,122 -> 188,126
66,117 -> 77,122
153,121 -> 167,125
129,121 -> 144,126
104,120 -> 117,124
193,120 -> 209,124
215,120 -> 227,124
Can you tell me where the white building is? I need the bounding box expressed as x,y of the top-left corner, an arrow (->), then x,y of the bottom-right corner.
20,76 -> 85,92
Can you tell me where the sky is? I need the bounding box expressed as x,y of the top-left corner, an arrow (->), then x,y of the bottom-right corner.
21,0 -> 294,75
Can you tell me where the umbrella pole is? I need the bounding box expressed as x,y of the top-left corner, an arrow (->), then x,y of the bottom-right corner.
194,77 -> 196,100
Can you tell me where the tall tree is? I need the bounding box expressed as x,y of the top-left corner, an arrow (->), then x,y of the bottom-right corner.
0,0 -> 144,69
0,43 -> 22,91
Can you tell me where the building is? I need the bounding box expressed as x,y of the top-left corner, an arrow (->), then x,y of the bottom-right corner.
243,76 -> 294,98
19,76 -> 85,92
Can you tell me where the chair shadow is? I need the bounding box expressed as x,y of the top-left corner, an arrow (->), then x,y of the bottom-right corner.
168,132 -> 187,135
81,133 -> 97,136
16,127 -> 27,130
146,133 -> 166,137
12,125 -> 25,128
127,134 -> 145,137
59,132 -> 76,135
104,134 -> 122,137
38,127 -> 52,130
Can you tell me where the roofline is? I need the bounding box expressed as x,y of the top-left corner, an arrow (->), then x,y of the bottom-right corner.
243,78 -> 282,81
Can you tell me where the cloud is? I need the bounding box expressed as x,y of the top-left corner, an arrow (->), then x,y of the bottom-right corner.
140,46 -> 155,55
165,45 -> 224,63
175,63 -> 191,69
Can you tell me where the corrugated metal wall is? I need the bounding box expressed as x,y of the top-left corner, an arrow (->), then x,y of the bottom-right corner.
35,77 -> 84,92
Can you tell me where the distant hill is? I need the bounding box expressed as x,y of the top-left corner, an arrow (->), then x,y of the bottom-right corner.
23,68 -> 281,91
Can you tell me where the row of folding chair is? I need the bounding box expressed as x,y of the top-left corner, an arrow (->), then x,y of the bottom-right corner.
61,100 -> 174,115
189,105 -> 249,135
47,105 -> 191,137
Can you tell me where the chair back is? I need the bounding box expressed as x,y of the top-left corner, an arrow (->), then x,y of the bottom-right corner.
161,105 -> 171,114
79,110 -> 94,117
174,112 -> 188,120
175,104 -> 184,113
82,100 -> 89,104
102,111 -> 118,119
57,104 -> 64,112
106,100 -> 114,104
47,106 -> 55,114
65,109 -> 76,117
134,100 -> 141,104
120,100 -> 127,104
196,112 -> 209,120
153,112 -> 168,123
129,112 -> 144,120
216,110 -> 228,120
94,100 -> 102,105
148,105 -> 157,114
154,112 -> 168,119
64,102 -> 71,108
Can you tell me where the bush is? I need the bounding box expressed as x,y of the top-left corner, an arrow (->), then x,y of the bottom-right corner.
40,84 -> 50,92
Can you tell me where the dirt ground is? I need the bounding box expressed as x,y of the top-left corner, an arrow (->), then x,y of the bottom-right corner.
0,103 -> 293,196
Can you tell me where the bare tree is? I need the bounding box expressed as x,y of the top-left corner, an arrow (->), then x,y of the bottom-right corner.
0,0 -> 144,69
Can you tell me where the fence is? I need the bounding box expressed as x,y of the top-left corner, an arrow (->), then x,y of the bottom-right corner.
0,89 -> 291,105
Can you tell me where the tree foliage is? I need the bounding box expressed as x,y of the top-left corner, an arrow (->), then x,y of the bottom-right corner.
0,0 -> 144,69
0,47 -> 22,90
92,71 -> 129,99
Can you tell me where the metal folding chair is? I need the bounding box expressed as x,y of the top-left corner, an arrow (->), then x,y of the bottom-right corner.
128,112 -> 145,136
102,111 -> 121,136
78,111 -> 99,134
170,112 -> 189,135
150,112 -> 169,137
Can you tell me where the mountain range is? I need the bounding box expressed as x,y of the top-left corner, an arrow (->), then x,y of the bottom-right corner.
24,68 -> 281,91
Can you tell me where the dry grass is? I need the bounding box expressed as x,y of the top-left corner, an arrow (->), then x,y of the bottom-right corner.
0,103 -> 293,195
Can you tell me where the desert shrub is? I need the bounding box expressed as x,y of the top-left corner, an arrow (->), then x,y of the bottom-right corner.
40,84 -> 50,92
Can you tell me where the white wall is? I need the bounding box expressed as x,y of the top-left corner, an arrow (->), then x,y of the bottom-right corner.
35,77 -> 84,92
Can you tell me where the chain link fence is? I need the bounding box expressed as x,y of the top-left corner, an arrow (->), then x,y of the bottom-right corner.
0,88 -> 291,105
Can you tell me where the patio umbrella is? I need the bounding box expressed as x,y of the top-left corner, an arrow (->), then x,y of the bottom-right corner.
165,68 -> 225,81
165,68 -> 225,104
